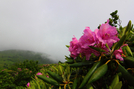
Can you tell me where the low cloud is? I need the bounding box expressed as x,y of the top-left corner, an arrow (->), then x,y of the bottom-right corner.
0,0 -> 133,62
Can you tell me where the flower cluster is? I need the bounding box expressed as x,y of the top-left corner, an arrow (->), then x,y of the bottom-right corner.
69,20 -> 121,60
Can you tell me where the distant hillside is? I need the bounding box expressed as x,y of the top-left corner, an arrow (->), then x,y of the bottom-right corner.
0,49 -> 57,70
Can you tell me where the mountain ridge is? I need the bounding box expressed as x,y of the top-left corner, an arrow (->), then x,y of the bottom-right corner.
0,49 -> 57,70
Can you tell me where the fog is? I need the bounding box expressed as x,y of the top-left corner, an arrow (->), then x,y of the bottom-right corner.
0,0 -> 134,62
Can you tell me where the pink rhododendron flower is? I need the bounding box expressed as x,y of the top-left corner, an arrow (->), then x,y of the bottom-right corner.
27,82 -> 30,87
69,20 -> 120,60
114,48 -> 124,61
35,72 -> 42,80
95,20 -> 119,48
17,68 -> 22,71
69,36 -> 81,59
79,27 -> 96,48
80,48 -> 100,60
113,44 -> 127,61
79,27 -> 100,60
36,72 -> 42,75
46,75 -> 49,78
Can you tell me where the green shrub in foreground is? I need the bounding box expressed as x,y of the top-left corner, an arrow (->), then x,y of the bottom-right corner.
0,59 -> 42,89
0,69 -> 16,89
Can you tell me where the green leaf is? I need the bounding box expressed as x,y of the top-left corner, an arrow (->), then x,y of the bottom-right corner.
124,56 -> 134,67
66,45 -> 70,48
87,64 -> 108,84
72,78 -> 78,89
117,64 -> 134,86
110,74 -> 119,88
36,75 -> 59,86
88,84 -> 94,89
89,46 -> 106,52
121,27 -> 126,37
58,65 -> 64,75
65,56 -> 73,60
65,60 -> 74,64
113,81 -> 122,89
125,21 -> 133,40
109,86 -> 112,89
47,70 -> 63,83
79,61 -> 101,88
125,21 -> 132,35
129,36 -> 134,42
125,45 -> 133,57
114,34 -> 126,50
69,61 -> 94,67
65,65 -> 70,75
105,43 -> 111,51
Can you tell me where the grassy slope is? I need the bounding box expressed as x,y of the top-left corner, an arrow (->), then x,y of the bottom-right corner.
0,49 -> 57,70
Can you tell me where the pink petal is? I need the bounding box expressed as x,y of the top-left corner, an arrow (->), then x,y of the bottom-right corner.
27,82 -> 30,87
115,53 -> 124,61
36,72 -> 42,75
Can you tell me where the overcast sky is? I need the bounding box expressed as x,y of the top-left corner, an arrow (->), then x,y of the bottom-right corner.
0,0 -> 134,62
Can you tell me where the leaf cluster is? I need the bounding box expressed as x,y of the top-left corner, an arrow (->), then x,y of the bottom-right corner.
0,60 -> 42,88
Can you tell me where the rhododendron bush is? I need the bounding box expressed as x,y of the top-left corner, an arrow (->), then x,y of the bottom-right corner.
32,10 -> 134,89
69,20 -> 120,61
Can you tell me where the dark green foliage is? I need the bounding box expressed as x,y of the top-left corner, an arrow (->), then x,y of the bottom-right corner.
0,69 -> 15,89
8,60 -> 42,87
0,49 -> 57,88
98,10 -> 120,29
109,10 -> 120,27
0,59 -> 42,89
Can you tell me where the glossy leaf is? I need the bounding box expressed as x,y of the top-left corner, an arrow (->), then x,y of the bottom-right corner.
121,27 -> 126,37
79,61 -> 101,88
47,70 -> 63,83
87,64 -> 108,84
113,81 -> 122,89
110,74 -> 119,88
125,21 -> 132,35
69,61 -> 94,67
125,45 -> 133,57
36,75 -> 59,86
117,64 -> 134,86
